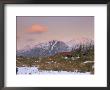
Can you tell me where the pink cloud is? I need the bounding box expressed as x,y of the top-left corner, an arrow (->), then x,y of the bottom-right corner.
27,24 -> 48,33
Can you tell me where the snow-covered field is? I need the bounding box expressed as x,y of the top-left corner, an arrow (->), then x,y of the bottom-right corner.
16,67 -> 91,75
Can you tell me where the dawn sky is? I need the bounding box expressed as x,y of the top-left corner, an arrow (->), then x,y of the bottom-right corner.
17,16 -> 94,50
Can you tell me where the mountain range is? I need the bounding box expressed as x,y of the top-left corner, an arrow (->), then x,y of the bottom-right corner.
17,38 -> 93,57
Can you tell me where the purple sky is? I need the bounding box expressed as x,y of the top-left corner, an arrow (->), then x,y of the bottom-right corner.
17,16 -> 94,50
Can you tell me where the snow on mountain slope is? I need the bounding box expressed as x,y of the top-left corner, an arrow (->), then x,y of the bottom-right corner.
17,38 -> 93,57
50,40 -> 58,51
17,40 -> 70,57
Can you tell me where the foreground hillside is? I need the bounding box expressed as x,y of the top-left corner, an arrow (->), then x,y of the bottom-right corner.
16,44 -> 94,74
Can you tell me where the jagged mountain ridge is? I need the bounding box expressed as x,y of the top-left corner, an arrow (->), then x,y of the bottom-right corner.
17,39 -> 93,57
17,40 -> 70,57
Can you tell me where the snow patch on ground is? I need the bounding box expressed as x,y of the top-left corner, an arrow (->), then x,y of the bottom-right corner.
83,61 -> 94,64
17,67 -> 91,75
